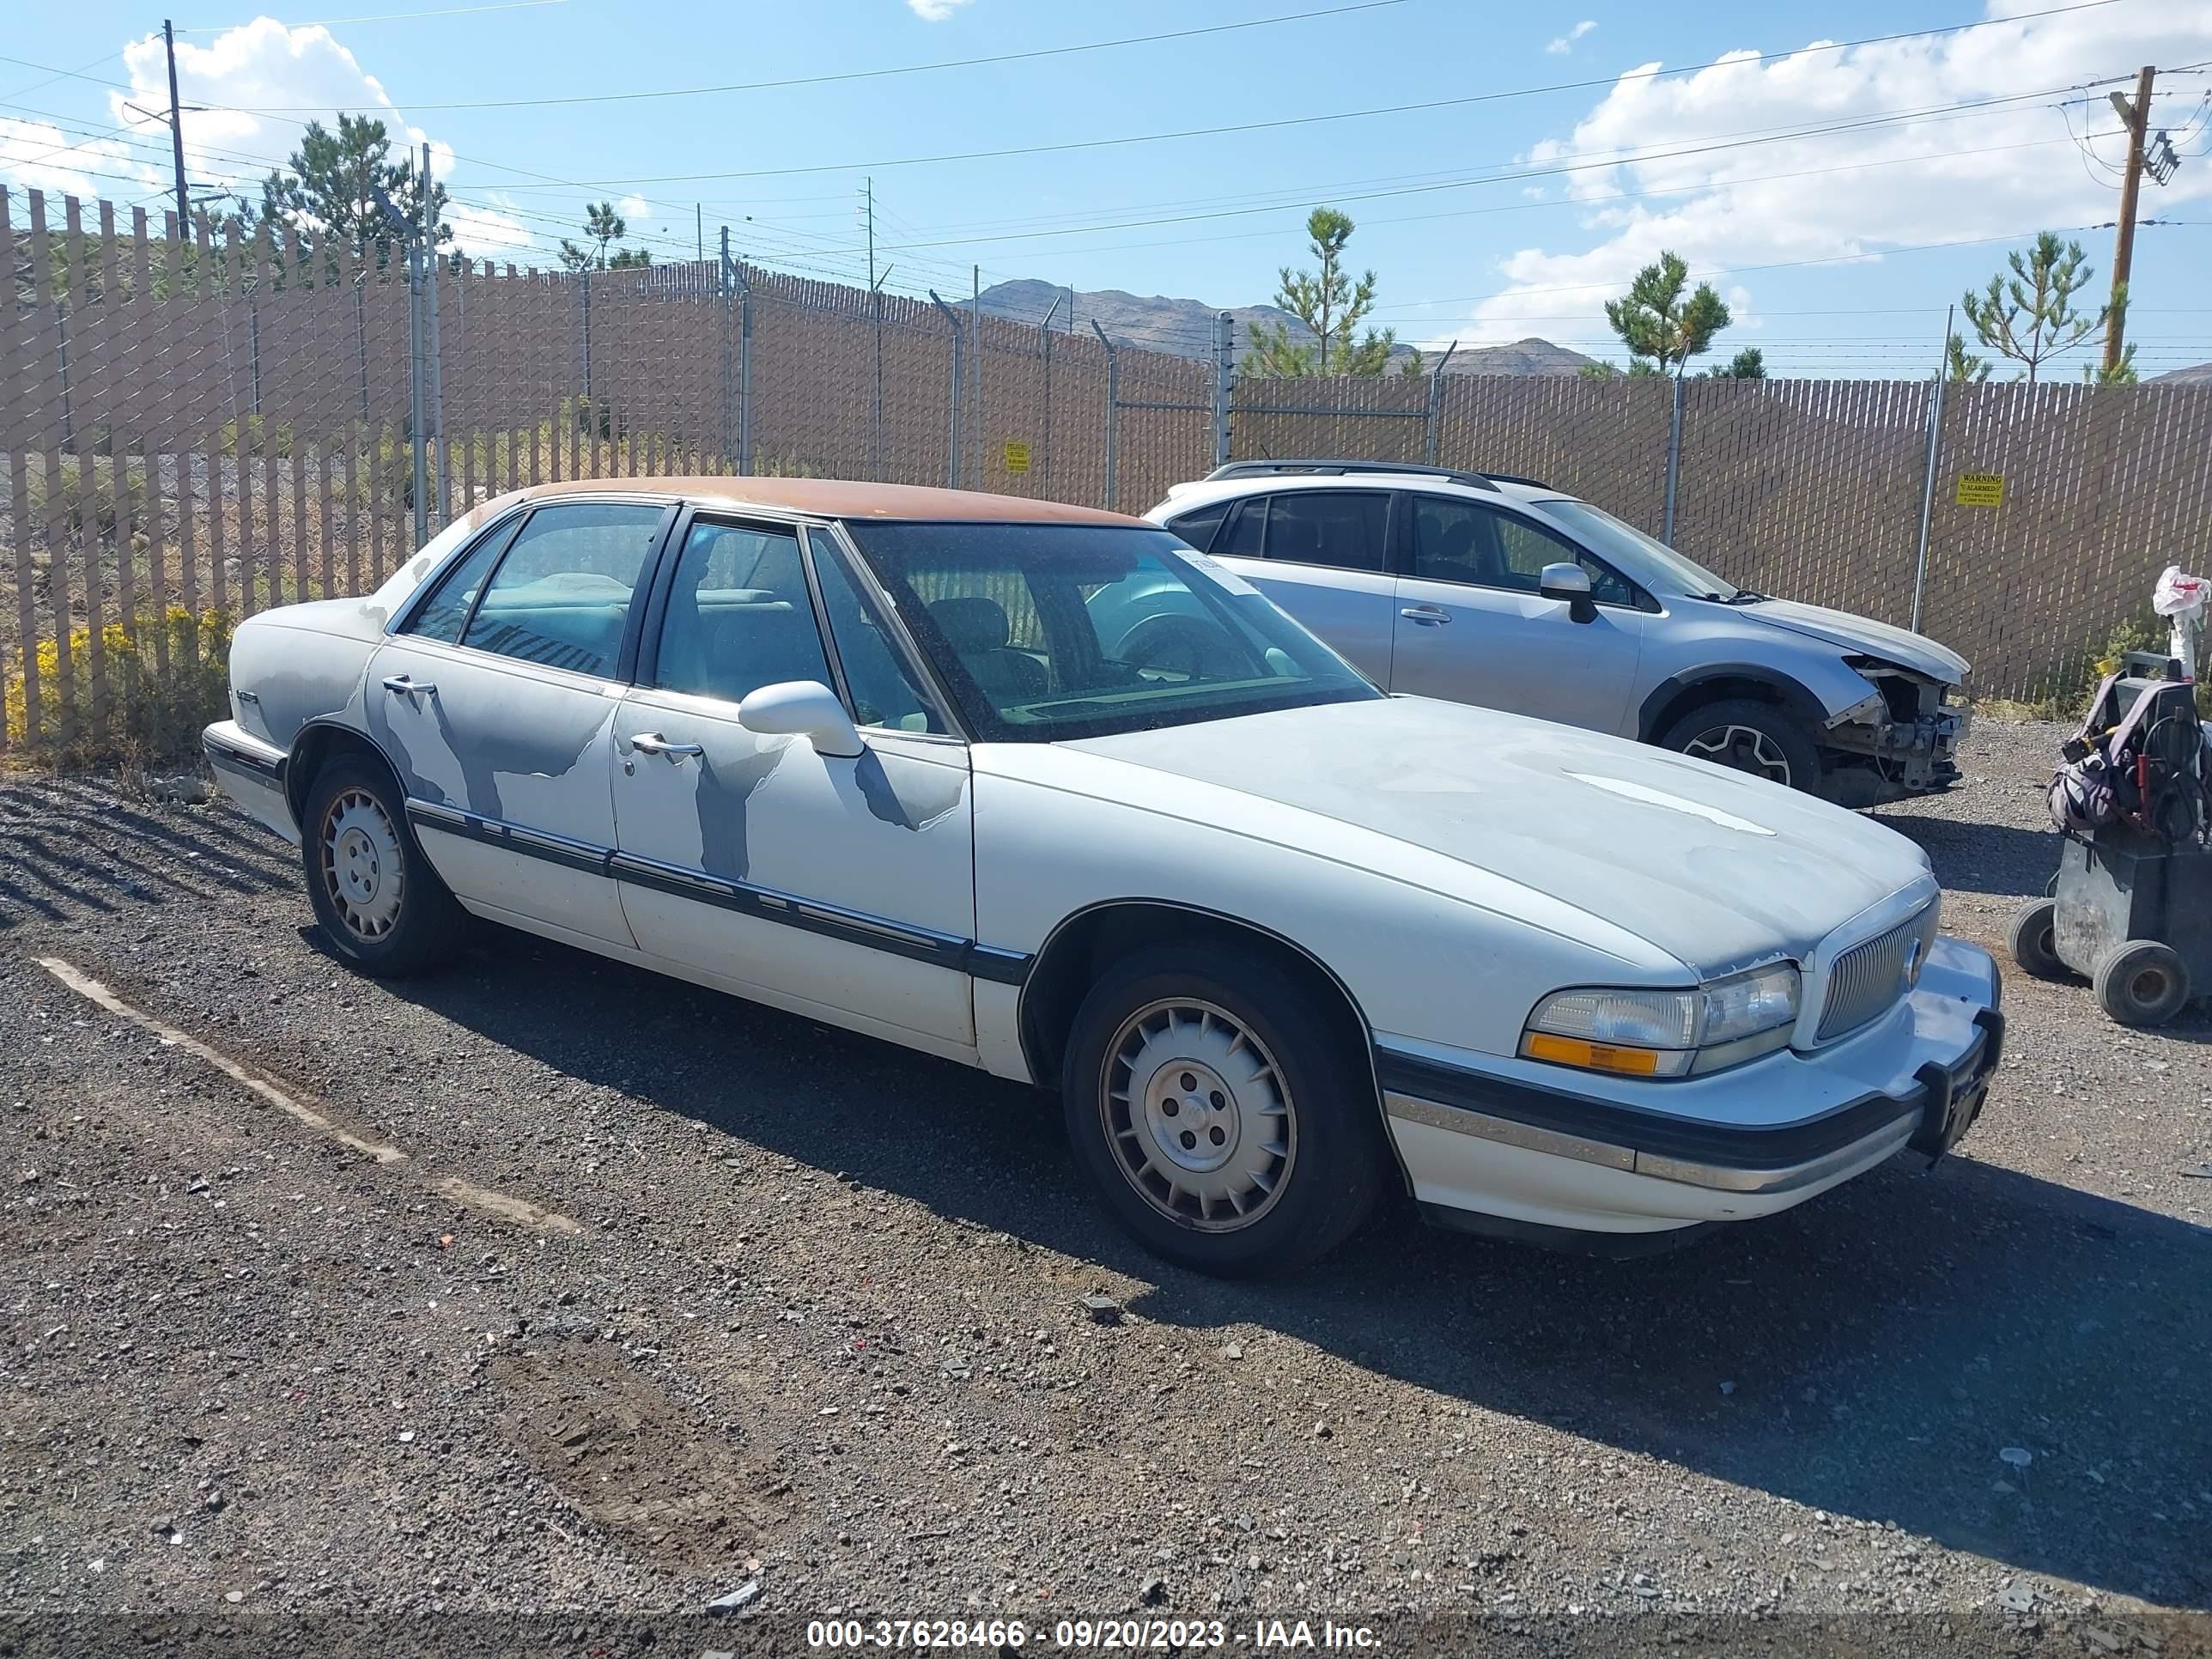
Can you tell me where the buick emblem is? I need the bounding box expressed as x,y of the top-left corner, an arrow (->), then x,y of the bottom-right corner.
1902,936 -> 1925,991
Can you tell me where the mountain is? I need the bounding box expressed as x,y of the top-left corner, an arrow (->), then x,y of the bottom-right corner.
974,278 -> 1596,376
2153,362 -> 2212,384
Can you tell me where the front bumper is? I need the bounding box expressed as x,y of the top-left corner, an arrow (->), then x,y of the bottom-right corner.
1822,696 -> 1969,804
1379,934 -> 2002,1237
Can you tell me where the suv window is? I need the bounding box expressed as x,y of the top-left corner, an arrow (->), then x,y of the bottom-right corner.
1164,500 -> 1230,552
459,502 -> 664,677
653,520 -> 836,705
1251,490 -> 1389,574
1408,496 -> 1636,606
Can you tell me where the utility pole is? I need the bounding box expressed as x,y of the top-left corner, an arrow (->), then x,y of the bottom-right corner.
695,203 -> 702,263
162,20 -> 190,234
422,142 -> 445,524
2105,64 -> 2156,378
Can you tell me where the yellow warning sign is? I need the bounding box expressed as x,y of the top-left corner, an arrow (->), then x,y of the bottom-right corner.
1003,441 -> 1031,474
1955,471 -> 2004,508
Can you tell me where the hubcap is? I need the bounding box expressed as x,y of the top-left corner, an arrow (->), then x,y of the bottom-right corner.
1100,999 -> 1295,1233
1684,723 -> 1793,786
319,787 -> 404,942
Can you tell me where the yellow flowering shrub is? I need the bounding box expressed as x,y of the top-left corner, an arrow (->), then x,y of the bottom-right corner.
5,607 -> 234,765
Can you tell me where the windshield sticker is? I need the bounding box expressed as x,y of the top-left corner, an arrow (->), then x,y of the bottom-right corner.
1176,550 -> 1261,599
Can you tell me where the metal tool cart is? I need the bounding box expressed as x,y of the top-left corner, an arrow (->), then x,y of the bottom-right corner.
2010,652 -> 2212,1026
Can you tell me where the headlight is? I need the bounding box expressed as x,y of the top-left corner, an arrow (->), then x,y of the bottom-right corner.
1522,963 -> 1800,1079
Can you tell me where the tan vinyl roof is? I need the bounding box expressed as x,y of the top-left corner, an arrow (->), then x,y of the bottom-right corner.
455,476 -> 1140,536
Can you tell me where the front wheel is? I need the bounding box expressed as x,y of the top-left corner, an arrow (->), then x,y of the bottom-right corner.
1660,697 -> 1821,792
301,755 -> 467,978
1060,944 -> 1387,1277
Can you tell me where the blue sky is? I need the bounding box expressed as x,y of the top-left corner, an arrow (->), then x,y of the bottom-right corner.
3,0 -> 2210,375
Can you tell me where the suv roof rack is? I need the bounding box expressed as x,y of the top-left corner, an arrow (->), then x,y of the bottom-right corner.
1201,459 -> 1553,493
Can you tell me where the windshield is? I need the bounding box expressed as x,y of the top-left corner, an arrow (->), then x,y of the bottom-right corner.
1537,499 -> 1741,600
845,520 -> 1381,742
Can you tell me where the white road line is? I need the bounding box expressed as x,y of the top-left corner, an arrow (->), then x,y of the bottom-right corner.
33,956 -> 582,1237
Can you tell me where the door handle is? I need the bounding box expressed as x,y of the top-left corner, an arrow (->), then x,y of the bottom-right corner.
630,732 -> 704,759
380,674 -> 437,696
1400,605 -> 1453,625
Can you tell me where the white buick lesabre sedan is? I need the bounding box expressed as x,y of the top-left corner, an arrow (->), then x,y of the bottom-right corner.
204,478 -> 2002,1276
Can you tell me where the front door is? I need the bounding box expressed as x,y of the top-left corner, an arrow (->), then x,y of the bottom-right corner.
1389,494 -> 1646,734
608,516 -> 976,1047
367,499 -> 672,945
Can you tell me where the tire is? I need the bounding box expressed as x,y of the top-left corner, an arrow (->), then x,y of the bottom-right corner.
300,754 -> 467,978
2094,939 -> 2191,1027
1660,697 -> 1822,793
1060,942 -> 1387,1277
2007,897 -> 2068,981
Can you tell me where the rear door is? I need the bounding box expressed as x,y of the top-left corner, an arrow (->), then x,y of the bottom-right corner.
367,498 -> 673,945
1389,494 -> 1647,733
1210,489 -> 1396,684
607,515 -> 977,1048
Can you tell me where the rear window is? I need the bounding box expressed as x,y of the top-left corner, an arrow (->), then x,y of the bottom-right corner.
1164,499 -> 1230,552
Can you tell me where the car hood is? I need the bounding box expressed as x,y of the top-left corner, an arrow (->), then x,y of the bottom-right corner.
1060,696 -> 1934,976
1742,597 -> 1968,684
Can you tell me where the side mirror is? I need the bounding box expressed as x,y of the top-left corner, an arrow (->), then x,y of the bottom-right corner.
737,679 -> 866,758
1539,561 -> 1597,624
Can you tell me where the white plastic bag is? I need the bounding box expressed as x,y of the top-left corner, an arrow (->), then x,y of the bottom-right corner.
2153,565 -> 2209,678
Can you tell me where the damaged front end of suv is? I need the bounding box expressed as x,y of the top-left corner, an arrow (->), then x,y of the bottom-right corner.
1820,659 -> 1970,808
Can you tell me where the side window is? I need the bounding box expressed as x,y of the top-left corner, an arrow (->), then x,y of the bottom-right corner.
805,531 -> 947,734
653,520 -> 834,704
403,520 -> 520,644
1494,514 -> 1637,606
1260,491 -> 1389,574
1213,497 -> 1266,559
1164,500 -> 1230,552
459,502 -> 663,677
1411,497 -> 1635,606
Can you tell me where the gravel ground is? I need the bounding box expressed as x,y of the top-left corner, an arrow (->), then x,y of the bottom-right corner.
1,719 -> 2208,1656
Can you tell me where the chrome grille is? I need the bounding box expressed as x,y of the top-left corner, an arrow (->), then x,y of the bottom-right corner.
1817,902 -> 1941,1042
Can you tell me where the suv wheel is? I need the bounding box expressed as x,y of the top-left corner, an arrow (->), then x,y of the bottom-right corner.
1661,698 -> 1820,792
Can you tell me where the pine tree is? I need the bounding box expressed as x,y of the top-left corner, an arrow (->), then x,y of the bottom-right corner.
1243,207 -> 1399,377
1960,233 -> 2111,386
1602,252 -> 1731,377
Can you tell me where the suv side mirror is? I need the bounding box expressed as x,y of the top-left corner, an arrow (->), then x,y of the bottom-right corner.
1539,562 -> 1597,624
738,679 -> 866,758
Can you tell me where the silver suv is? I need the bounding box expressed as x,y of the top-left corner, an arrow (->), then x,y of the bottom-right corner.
1146,460 -> 1967,806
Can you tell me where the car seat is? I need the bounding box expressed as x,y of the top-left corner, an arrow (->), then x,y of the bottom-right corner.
929,596 -> 1048,700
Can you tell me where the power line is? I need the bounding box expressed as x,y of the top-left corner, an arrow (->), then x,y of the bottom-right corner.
872,79 -> 2133,252
207,1 -> 1408,112
441,0 -> 2131,191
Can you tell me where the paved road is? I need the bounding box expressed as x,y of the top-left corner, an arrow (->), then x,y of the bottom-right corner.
1,721 -> 2207,1650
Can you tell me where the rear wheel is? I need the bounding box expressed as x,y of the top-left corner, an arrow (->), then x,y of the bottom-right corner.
2094,939 -> 2190,1027
2007,897 -> 2068,981
1660,697 -> 1821,792
301,755 -> 466,977
1060,943 -> 1385,1277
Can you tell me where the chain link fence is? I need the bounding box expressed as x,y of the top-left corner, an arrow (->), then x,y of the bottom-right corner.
8,181 -> 2212,764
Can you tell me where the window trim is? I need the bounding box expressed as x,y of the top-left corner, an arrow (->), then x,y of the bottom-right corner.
1398,491 -> 1656,612
397,496 -> 682,680
635,507 -> 830,702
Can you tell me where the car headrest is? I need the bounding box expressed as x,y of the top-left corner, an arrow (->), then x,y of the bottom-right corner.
931,595 -> 1011,653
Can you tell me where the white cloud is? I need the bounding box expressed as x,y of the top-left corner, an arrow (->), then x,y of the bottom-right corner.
0,18 -> 542,259
618,193 -> 651,222
908,0 -> 975,19
0,114 -> 157,206
1442,2 -> 2212,349
1546,20 -> 1597,56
